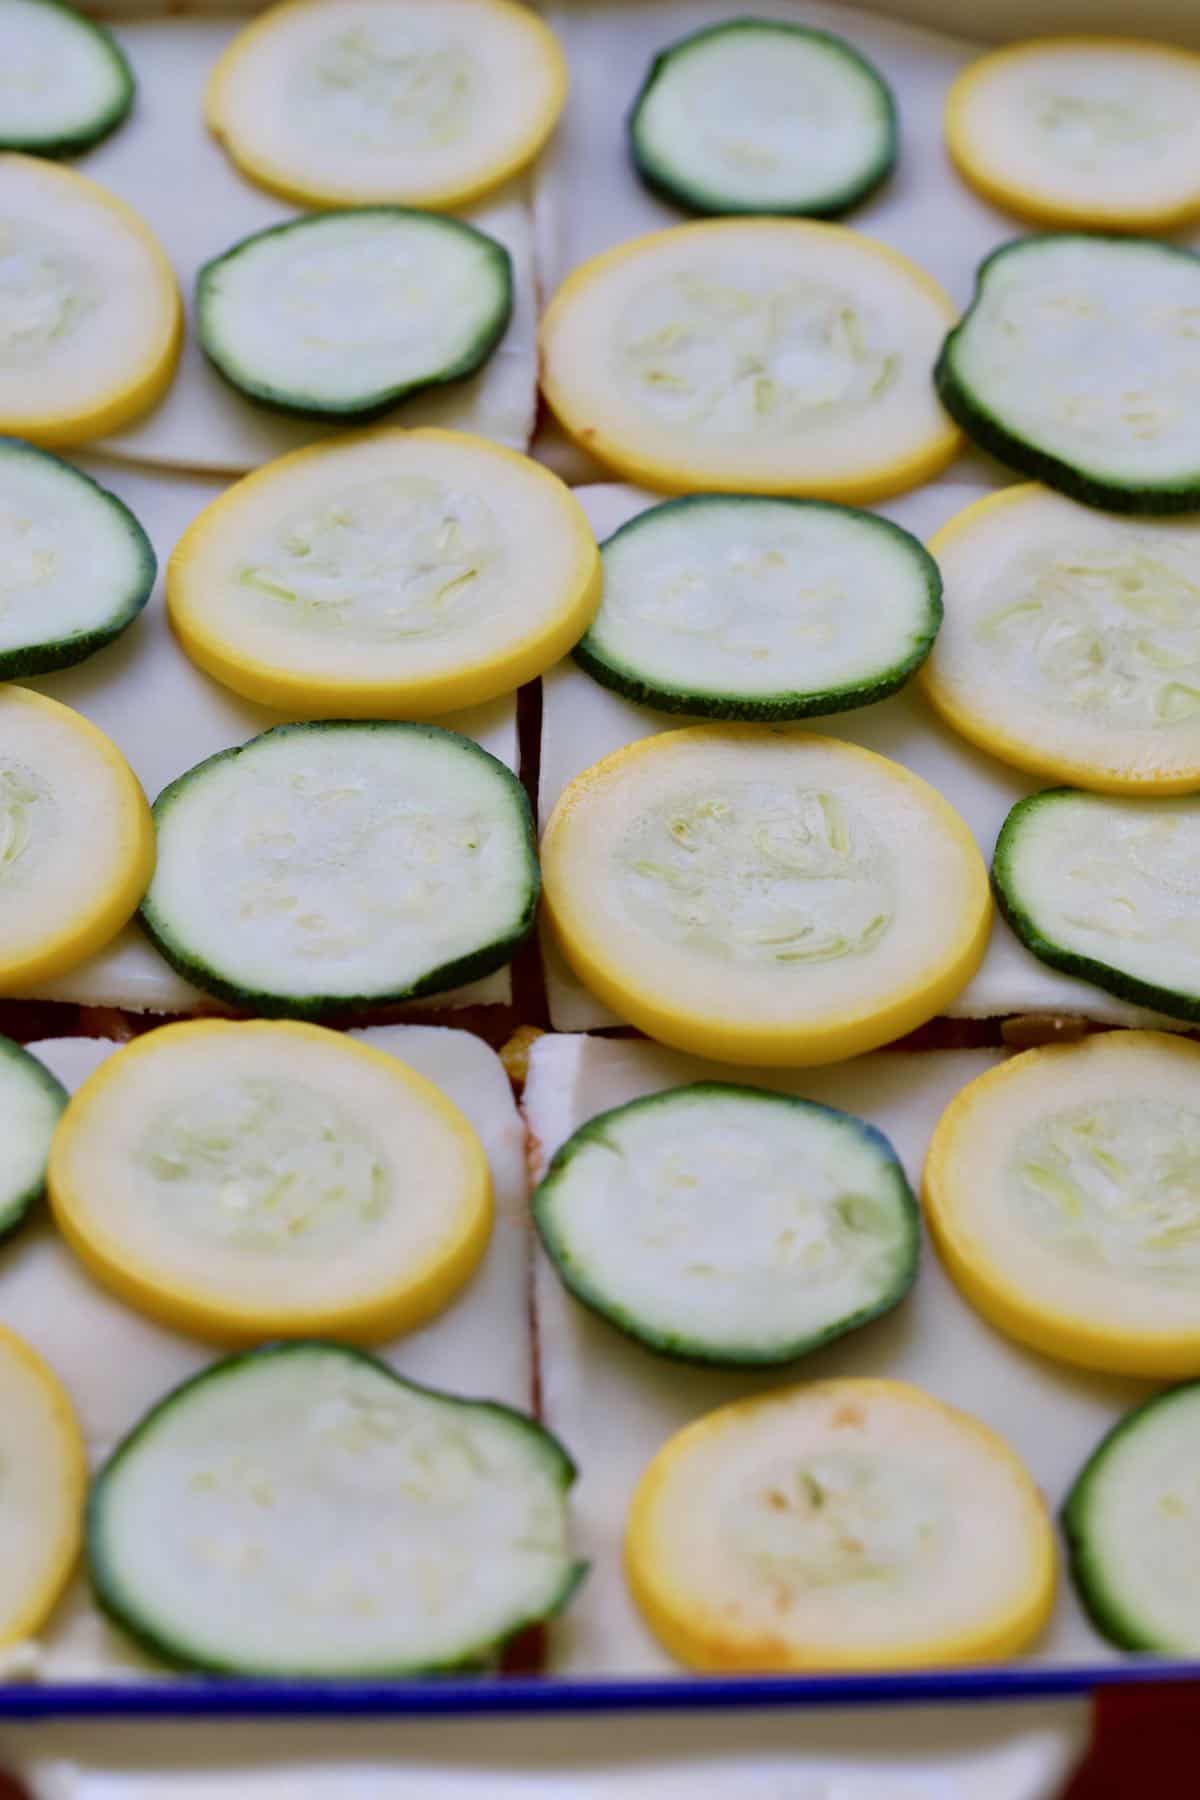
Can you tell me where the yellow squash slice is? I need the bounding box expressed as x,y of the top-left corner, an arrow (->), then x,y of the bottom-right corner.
48,1018 -> 493,1346
0,687 -> 153,992
167,428 -> 600,718
923,484 -> 1200,795
0,1325 -> 85,1650
626,1379 -> 1054,1671
946,38 -> 1200,234
0,155 -> 181,448
205,0 -> 568,212
539,221 -> 961,501
540,726 -> 990,1067
925,1030 -> 1200,1378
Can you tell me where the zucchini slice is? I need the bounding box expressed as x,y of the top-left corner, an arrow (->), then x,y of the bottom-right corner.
0,1036 -> 65,1241
197,210 -> 513,421
205,0 -> 567,212
0,1324 -> 85,1650
0,0 -> 133,157
945,38 -> 1200,234
140,721 -> 538,1019
0,686 -> 153,991
936,236 -> 1200,515
992,787 -> 1200,1021
1064,1381 -> 1200,1655
0,438 -> 155,677
540,726 -> 990,1067
629,18 -> 896,219
539,222 -> 961,501
576,494 -> 941,720
48,1019 -> 492,1346
925,1031 -> 1200,1378
0,155 -> 181,448
534,1082 -> 918,1366
167,428 -> 599,719
923,484 -> 1200,794
626,1379 -> 1054,1671
87,1342 -> 583,1677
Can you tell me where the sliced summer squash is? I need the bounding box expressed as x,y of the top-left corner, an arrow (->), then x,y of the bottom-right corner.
533,1082 -> 918,1366
629,19 -> 896,219
0,438 -> 155,677
575,494 -> 942,720
625,1378 -> 1054,1671
140,720 -> 538,1018
48,1019 -> 492,1345
1064,1380 -> 1200,1655
540,726 -> 991,1067
539,222 -> 961,501
0,1325 -> 84,1650
945,38 -> 1200,233
925,1031 -> 1200,1377
992,787 -> 1200,1020
205,0 -> 568,212
0,1036 -> 65,1240
0,686 -> 153,991
0,0 -> 133,156
167,428 -> 600,718
923,484 -> 1200,793
87,1342 -> 584,1676
936,236 -> 1200,514
0,155 -> 181,447
196,210 -> 513,420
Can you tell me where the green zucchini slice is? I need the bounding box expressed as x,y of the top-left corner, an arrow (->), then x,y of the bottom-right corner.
574,493 -> 941,719
629,18 -> 896,218
87,1342 -> 584,1676
992,786 -> 1200,1020
0,1036 -> 66,1241
936,235 -> 1200,514
197,210 -> 512,420
534,1081 -> 918,1366
0,0 -> 133,157
1064,1380 -> 1200,1654
140,721 -> 538,1019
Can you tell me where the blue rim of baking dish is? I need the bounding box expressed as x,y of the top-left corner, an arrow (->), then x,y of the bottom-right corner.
0,1663 -> 1197,1716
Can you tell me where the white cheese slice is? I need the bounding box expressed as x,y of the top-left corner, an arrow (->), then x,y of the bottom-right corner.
523,1030 -> 1152,1675
0,1024 -> 529,1681
540,483 -> 1180,1031
72,20 -> 536,472
15,458 -> 516,1012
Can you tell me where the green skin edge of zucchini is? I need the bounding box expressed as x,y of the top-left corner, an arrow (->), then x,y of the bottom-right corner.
86,1340 -> 588,1678
574,495 -> 943,720
196,212 -> 514,422
0,0 -> 134,157
935,235 -> 1200,516
0,1036 -> 66,1243
533,1081 -> 920,1367
992,790 -> 1200,1022
139,721 -> 540,1021
627,20 -> 898,219
0,439 -> 155,678
1061,1380 -> 1200,1655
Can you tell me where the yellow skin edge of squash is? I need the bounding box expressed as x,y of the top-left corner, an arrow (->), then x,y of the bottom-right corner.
538,221 -> 964,503
47,1018 -> 494,1348
203,0 -> 569,212
0,1324 -> 86,1651
540,727 -> 993,1068
167,427 -> 602,718
0,687 -> 154,992
624,1377 -> 1056,1672
920,483 -> 1200,796
0,155 -> 182,448
944,37 -> 1200,234
923,1030 -> 1200,1378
